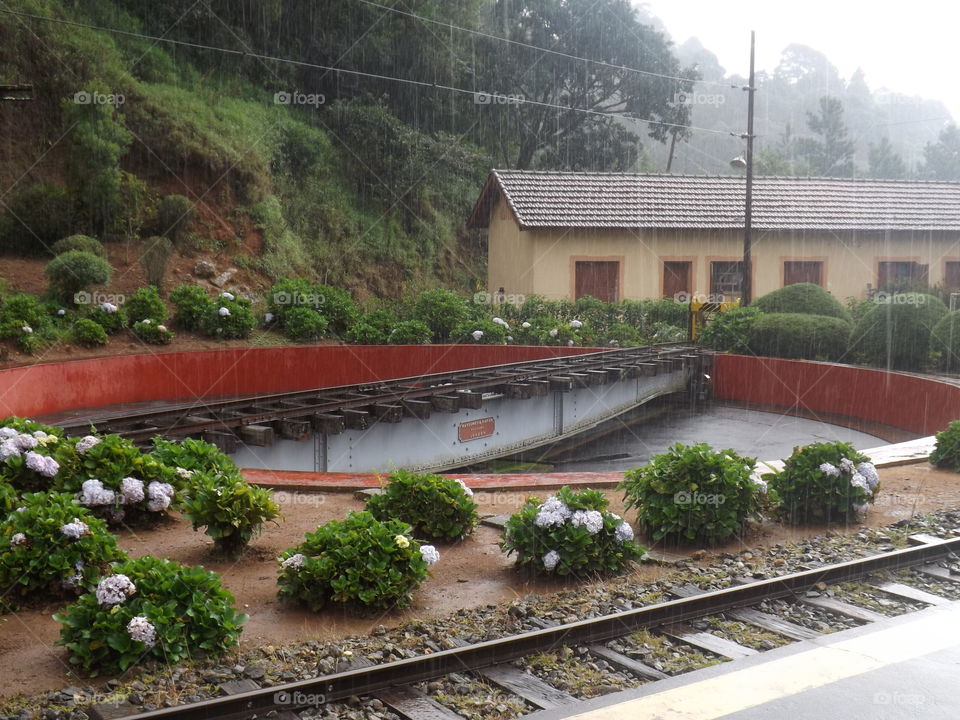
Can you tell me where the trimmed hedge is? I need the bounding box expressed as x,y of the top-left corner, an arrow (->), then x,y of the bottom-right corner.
930,310 -> 960,371
749,313 -> 850,361
850,294 -> 948,370
754,283 -> 852,323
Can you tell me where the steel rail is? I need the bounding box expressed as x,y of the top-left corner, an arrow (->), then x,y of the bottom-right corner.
55,344 -> 703,441
121,536 -> 960,720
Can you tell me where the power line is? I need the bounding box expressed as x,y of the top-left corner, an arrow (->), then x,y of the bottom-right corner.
1,8 -> 733,136
356,0 -> 733,90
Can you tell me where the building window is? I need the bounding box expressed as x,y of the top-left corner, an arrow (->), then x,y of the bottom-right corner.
877,261 -> 928,291
945,262 -> 960,290
574,261 -> 620,302
710,261 -> 743,299
662,261 -> 691,300
784,261 -> 823,287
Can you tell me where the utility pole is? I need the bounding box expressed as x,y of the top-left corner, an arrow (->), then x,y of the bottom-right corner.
741,32 -> 756,306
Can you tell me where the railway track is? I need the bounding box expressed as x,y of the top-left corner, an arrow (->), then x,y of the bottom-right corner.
107,534 -> 960,720
51,344 -> 708,445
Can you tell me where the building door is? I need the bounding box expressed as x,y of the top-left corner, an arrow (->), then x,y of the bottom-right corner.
663,261 -> 691,300
784,261 -> 823,287
945,261 -> 960,290
574,261 -> 619,302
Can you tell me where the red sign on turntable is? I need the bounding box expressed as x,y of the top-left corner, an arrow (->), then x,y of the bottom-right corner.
458,417 -> 495,442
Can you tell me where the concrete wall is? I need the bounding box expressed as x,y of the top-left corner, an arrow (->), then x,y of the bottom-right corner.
487,221 -> 960,302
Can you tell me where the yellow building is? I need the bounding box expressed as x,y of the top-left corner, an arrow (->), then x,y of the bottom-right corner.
468,171 -> 960,303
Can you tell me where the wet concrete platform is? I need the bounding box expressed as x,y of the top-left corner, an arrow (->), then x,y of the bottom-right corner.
529,600 -> 960,720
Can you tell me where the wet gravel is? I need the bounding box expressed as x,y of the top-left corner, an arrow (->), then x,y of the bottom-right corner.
2,509 -> 959,719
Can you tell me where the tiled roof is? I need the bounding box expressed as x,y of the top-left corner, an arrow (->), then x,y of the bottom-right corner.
467,170 -> 960,232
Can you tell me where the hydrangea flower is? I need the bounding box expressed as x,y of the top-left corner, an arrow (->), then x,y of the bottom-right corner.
506,335 -> 514,343
542,550 -> 560,571
471,330 -> 484,341
521,321 -> 531,329
394,534 -> 410,549
75,435 -> 101,455
218,307 -> 231,317
264,312 -> 275,323
566,339 -> 575,346
175,467 -> 194,480
156,325 -> 167,332
220,292 -> 235,301
146,481 -> 175,512
10,532 -> 26,546
570,319 -> 583,329
25,451 -> 59,478
819,462 -> 840,477
0,439 -> 20,462
614,522 -> 634,544
839,458 -> 855,473
127,616 -> 157,647
62,560 -> 84,588
454,478 -> 474,497
61,518 -> 88,539
95,574 -> 136,606
140,318 -> 152,325
57,308 -> 66,316
80,479 -> 116,506
492,317 -> 509,328
120,477 -> 145,505
548,328 -> 559,338
99,302 -> 118,313
533,496 -> 572,527
858,462 -> 880,490
0,427 -> 17,439
850,473 -> 869,492
570,509 -> 604,534
750,471 -> 768,492
15,434 -> 38,450
280,553 -> 306,570
21,326 -> 32,334
419,544 -> 440,565
37,434 -> 58,447
852,502 -> 869,515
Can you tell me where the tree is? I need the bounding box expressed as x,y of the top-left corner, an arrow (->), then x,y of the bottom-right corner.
479,0 -> 692,169
867,137 -> 907,179
795,96 -> 855,177
648,67 -> 701,172
921,124 -> 960,180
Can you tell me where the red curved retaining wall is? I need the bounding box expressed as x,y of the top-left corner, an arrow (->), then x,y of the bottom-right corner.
714,354 -> 960,436
0,345 -> 593,419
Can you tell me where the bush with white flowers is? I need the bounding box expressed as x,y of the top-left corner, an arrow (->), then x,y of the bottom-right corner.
55,555 -> 246,675
0,418 -> 72,492
277,511 -> 436,611
0,492 -> 125,609
771,441 -> 879,523
365,469 -> 479,542
500,487 -> 645,576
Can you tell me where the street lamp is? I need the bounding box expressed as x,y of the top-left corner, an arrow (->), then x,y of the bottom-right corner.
730,32 -> 756,305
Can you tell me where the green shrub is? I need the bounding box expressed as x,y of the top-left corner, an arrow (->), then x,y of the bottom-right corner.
388,320 -> 432,344
413,289 -> 470,342
313,284 -> 359,336
267,278 -> 358,338
929,420 -> 960,472
697,306 -> 761,353
170,284 -> 214,330
0,183 -> 75,255
619,443 -> 765,544
277,511 -> 436,612
0,492 -> 126,609
366,470 -> 479,542
155,194 -> 195,246
55,555 -> 247,675
139,236 -> 175,289
201,293 -> 255,339
84,304 -> 127,334
283,306 -> 328,341
45,251 -> 113,300
124,286 -> 167,325
131,320 -> 173,345
754,283 -> 852,322
749,313 -> 851,361
930,311 -> 960,371
604,323 -> 643,347
850,294 -> 948,370
51,235 -> 106,258
500,487 -> 645,576
0,294 -> 53,345
643,298 -> 689,327
451,317 -> 508,345
149,436 -> 238,476
177,470 -> 280,556
347,309 -> 396,344
72,318 -> 109,348
0,481 -> 17,516
0,422 -> 72,492
770,442 -> 879,523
